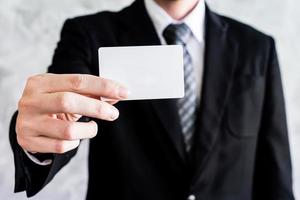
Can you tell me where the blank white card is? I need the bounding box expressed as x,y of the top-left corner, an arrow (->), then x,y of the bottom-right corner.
99,45 -> 184,100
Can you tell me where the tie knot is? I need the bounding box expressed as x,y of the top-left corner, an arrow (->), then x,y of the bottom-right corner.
163,23 -> 192,45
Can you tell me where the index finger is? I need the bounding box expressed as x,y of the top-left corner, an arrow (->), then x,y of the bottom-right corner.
33,73 -> 128,99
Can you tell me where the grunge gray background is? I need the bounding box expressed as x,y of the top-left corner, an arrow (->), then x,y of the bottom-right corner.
0,0 -> 299,199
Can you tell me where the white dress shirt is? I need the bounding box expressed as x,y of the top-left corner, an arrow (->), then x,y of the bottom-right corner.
26,0 -> 206,165
24,149 -> 53,165
144,0 -> 206,100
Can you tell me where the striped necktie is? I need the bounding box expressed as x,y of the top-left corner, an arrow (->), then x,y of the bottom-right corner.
163,23 -> 198,152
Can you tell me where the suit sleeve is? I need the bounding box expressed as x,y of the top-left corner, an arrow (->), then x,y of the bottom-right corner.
253,38 -> 295,200
10,18 -> 93,197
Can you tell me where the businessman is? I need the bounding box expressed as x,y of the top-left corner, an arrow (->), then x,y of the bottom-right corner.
10,0 -> 294,199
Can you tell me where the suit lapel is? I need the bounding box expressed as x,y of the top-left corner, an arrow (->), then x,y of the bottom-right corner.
117,0 -> 188,163
150,99 -> 187,163
190,5 -> 239,182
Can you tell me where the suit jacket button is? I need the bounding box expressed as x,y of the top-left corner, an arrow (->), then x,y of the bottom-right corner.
188,194 -> 196,200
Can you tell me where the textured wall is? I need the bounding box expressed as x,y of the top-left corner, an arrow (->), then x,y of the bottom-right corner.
0,0 -> 299,199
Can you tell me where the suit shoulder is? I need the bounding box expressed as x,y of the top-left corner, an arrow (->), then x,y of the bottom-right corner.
63,10 -> 119,30
218,14 -> 274,48
215,14 -> 277,75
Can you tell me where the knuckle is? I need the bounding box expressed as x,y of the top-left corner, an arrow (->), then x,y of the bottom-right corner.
16,118 -> 28,134
25,76 -> 35,88
26,75 -> 41,89
55,141 -> 67,154
17,98 -> 30,110
101,80 -> 110,93
17,99 -> 24,110
63,124 -> 75,140
15,124 -> 21,135
96,103 -> 105,117
16,135 -> 27,149
18,97 -> 36,111
102,80 -> 117,96
15,121 -> 22,135
70,75 -> 86,91
58,93 -> 72,112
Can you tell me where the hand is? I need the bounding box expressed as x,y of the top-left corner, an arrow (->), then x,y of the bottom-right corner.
16,73 -> 128,154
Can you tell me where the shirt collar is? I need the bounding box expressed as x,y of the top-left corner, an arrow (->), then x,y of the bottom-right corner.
144,0 -> 206,43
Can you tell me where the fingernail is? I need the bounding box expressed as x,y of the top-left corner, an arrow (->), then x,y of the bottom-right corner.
118,86 -> 129,99
110,107 -> 119,120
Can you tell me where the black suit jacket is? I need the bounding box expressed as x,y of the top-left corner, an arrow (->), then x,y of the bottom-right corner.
9,0 -> 294,199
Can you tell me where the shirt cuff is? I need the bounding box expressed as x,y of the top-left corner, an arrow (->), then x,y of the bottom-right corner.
23,149 -> 53,166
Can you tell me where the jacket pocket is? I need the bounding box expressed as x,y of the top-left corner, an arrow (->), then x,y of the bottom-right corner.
225,75 -> 265,138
